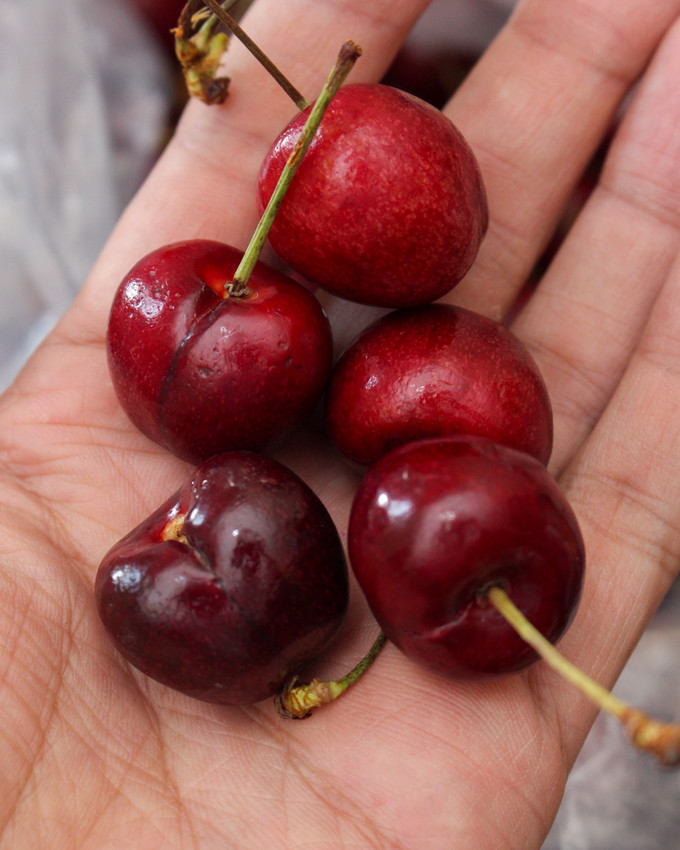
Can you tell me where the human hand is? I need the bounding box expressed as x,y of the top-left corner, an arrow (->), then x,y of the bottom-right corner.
1,0 -> 679,846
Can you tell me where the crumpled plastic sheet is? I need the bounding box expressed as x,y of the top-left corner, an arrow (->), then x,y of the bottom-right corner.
0,0 -> 172,390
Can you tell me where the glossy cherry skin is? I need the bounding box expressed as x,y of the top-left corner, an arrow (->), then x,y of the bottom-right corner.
325,304 -> 553,468
348,437 -> 585,680
106,239 -> 333,464
95,452 -> 349,704
257,83 -> 488,307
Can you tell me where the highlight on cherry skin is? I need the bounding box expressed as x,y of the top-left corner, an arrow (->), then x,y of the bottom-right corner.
106,239 -> 333,465
95,451 -> 349,705
325,303 -> 553,468
257,83 -> 488,308
348,435 -> 585,680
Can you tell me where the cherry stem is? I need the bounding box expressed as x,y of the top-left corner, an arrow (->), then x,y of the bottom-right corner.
201,0 -> 309,109
228,40 -> 362,297
174,1 -> 233,105
277,632 -> 387,719
487,586 -> 680,767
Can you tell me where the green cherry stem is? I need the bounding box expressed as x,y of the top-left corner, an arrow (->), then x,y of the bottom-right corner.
277,632 -> 387,719
201,0 -> 309,109
488,586 -> 680,767
228,40 -> 362,297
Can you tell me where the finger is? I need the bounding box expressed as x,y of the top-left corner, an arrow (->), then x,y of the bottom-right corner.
550,250 -> 680,764
66,0 -> 431,341
444,0 -> 680,321
513,15 -> 680,473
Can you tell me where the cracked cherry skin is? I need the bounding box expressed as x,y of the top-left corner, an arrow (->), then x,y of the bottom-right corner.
348,436 -> 585,680
257,83 -> 488,307
95,452 -> 349,704
325,303 -> 553,468
106,239 -> 333,464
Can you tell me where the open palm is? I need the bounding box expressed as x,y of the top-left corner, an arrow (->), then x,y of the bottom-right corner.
1,0 -> 680,846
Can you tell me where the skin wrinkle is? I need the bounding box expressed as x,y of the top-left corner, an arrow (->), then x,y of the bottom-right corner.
555,463 -> 680,680
477,682 -> 563,844
451,134 -> 529,275
522,268 -> 677,474
508,0 -> 644,87
163,707 -> 320,840
238,703 -> 389,849
555,255 -> 680,484
636,328 -> 680,382
0,572 -> 75,843
600,161 -> 680,232
40,715 -> 134,847
0,501 -> 173,849
1,340 -> 107,425
78,672 -> 193,848
522,300 -> 624,433
575,462 -> 680,589
0,376 -> 191,568
0,473 -> 111,583
426,731 -> 544,850
324,671 -> 557,848
0,640 -> 47,826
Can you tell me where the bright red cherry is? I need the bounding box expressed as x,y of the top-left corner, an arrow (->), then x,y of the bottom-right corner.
325,304 -> 553,467
95,452 -> 349,704
106,239 -> 333,464
348,436 -> 585,680
257,83 -> 488,307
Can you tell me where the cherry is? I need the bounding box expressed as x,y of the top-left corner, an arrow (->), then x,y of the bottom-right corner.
278,434 -> 680,763
325,303 -> 553,467
107,43 -> 362,464
95,451 -> 349,704
347,435 -> 585,680
257,83 -> 488,307
107,238 -> 333,463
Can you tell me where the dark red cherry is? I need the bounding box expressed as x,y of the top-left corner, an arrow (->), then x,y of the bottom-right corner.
106,239 -> 333,464
257,83 -> 488,307
95,452 -> 349,704
325,303 -> 553,467
348,436 -> 585,680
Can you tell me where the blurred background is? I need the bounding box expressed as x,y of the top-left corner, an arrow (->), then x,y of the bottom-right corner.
2,0 -> 678,846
